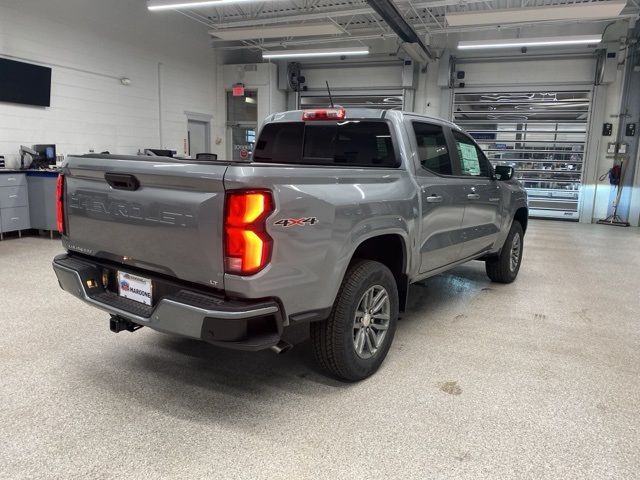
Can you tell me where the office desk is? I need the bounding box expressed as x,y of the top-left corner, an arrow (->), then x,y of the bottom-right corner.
0,169 -> 60,240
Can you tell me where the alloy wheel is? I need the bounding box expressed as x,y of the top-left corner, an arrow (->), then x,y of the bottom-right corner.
353,285 -> 391,359
510,233 -> 521,272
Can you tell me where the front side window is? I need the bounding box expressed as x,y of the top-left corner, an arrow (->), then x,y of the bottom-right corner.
453,130 -> 490,177
412,122 -> 452,175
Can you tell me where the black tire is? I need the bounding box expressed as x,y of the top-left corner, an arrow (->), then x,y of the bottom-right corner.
485,220 -> 524,283
310,260 -> 399,381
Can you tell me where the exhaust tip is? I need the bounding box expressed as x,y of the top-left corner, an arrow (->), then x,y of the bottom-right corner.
270,340 -> 293,355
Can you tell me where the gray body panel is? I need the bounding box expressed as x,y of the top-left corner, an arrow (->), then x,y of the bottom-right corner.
62,156 -> 227,289
223,164 -> 417,318
58,109 -> 527,338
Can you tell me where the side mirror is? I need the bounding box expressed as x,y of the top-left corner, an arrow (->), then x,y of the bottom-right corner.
494,165 -> 514,181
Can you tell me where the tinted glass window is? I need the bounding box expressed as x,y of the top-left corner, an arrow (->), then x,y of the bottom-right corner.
413,122 -> 453,175
453,130 -> 490,177
253,122 -> 304,163
253,121 -> 397,167
412,122 -> 452,175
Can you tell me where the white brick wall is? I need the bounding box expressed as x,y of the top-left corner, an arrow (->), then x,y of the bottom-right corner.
0,3 -> 219,161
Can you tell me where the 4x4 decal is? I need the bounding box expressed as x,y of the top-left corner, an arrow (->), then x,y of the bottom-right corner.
274,217 -> 318,227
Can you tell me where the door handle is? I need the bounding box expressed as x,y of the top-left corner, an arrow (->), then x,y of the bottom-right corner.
467,193 -> 481,200
425,194 -> 443,203
105,173 -> 140,191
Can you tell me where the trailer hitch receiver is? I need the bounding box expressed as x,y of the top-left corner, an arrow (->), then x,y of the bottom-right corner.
110,315 -> 143,333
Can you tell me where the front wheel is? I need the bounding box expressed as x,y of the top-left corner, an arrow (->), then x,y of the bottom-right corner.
310,260 -> 399,381
485,220 -> 524,283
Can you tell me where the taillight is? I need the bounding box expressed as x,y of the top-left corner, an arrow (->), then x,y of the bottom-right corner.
56,174 -> 65,235
302,108 -> 346,121
224,190 -> 274,275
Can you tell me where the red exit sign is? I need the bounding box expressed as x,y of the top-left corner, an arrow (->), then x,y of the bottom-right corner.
232,83 -> 245,97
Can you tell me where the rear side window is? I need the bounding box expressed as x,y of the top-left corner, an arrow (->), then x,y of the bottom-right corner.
253,121 -> 398,167
453,130 -> 491,177
412,122 -> 452,175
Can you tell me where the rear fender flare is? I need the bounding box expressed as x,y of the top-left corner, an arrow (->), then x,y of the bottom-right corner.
328,228 -> 411,308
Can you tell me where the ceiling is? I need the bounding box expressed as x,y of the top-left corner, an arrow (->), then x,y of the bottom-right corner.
3,0 -> 214,62
164,0 -> 640,52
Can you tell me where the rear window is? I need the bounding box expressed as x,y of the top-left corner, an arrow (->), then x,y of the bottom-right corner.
253,121 -> 398,167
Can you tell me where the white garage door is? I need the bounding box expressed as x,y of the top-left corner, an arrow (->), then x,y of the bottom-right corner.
298,62 -> 406,111
300,92 -> 403,110
453,89 -> 592,220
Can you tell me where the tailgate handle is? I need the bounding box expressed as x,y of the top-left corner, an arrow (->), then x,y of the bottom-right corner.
105,173 -> 140,191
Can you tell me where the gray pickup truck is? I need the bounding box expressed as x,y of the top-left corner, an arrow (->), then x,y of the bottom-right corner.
52,108 -> 528,381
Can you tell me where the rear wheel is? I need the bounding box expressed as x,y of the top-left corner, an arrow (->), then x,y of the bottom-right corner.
310,260 -> 398,381
485,220 -> 524,283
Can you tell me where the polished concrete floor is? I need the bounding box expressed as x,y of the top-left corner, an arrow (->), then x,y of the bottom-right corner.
1,221 -> 639,479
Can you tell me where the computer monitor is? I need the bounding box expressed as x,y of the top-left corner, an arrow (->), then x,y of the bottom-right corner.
33,144 -> 56,165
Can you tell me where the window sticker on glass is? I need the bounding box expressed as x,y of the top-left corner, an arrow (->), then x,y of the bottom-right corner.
457,142 -> 481,176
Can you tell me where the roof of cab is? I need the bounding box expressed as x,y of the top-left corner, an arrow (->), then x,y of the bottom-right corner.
263,108 -> 461,131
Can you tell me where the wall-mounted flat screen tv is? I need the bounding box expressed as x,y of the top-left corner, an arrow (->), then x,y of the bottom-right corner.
0,58 -> 52,107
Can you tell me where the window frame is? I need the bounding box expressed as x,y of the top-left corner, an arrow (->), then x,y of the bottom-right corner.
225,89 -> 258,124
252,118 -> 402,169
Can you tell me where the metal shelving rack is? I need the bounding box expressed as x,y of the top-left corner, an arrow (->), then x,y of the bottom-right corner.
453,90 -> 591,220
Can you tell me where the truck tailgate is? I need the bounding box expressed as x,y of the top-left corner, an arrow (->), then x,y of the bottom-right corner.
63,155 -> 228,289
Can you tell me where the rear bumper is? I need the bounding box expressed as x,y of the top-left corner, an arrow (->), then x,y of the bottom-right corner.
52,254 -> 284,351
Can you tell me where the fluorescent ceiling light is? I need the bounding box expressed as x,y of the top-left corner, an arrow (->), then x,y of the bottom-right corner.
262,47 -> 370,59
446,1 -> 626,26
148,0 -> 264,11
210,24 -> 342,41
458,35 -> 602,50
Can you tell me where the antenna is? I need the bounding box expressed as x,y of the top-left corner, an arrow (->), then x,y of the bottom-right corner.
326,81 -> 334,108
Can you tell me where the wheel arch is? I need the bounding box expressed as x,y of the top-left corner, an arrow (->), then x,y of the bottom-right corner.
513,206 -> 529,234
346,233 -> 410,312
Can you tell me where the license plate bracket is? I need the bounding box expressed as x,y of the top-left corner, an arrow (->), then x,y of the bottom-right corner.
117,271 -> 153,306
